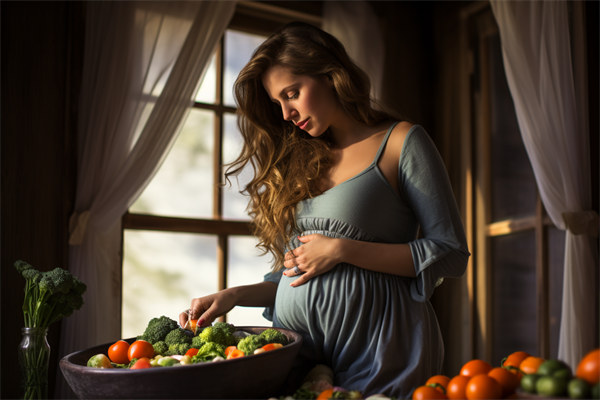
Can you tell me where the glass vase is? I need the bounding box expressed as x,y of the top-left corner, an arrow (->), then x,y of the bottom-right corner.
18,327 -> 50,399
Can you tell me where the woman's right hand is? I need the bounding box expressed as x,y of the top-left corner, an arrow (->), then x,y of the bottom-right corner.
179,290 -> 237,329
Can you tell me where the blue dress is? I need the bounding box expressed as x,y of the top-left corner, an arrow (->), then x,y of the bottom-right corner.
264,123 -> 469,398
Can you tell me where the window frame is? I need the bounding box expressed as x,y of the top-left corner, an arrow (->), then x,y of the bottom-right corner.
121,3 -> 322,320
462,4 -> 558,361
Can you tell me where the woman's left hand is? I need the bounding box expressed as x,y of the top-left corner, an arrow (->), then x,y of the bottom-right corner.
283,234 -> 343,287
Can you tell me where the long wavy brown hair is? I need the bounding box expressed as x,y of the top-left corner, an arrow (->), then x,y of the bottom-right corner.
226,22 -> 390,270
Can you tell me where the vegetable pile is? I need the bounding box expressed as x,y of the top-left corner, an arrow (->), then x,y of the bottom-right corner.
412,348 -> 600,400
86,316 -> 291,369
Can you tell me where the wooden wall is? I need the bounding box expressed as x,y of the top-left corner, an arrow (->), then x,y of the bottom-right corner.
1,2 -> 82,398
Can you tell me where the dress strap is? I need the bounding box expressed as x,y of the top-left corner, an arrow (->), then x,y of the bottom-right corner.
372,121 -> 399,165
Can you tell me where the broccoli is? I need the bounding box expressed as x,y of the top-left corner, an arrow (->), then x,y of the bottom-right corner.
153,341 -> 169,356
191,335 -> 205,349
15,261 -> 87,329
138,316 -> 179,344
198,321 -> 236,347
259,328 -> 288,345
165,328 -> 193,346
192,342 -> 225,362
166,342 -> 192,356
237,334 -> 268,355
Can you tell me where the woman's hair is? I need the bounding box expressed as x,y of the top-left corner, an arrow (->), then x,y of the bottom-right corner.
227,22 -> 390,270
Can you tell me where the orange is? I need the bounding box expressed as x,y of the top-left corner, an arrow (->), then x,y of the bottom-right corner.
576,348 -> 600,385
426,375 -> 451,394
465,374 -> 502,399
413,385 -> 448,400
519,356 -> 545,375
447,375 -> 470,399
460,359 -> 493,377
488,367 -> 520,397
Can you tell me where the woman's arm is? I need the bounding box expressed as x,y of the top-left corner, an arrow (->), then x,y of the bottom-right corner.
282,234 -> 415,287
180,281 -> 277,328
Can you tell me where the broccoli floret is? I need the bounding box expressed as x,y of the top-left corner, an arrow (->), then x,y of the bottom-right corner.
259,328 -> 288,345
166,342 -> 192,356
191,335 -> 205,349
199,322 -> 236,347
15,261 -> 87,328
153,341 -> 169,356
164,328 -> 193,346
237,334 -> 268,355
191,342 -> 225,362
138,316 -> 179,344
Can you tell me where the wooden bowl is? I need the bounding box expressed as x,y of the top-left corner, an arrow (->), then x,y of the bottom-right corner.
59,326 -> 303,399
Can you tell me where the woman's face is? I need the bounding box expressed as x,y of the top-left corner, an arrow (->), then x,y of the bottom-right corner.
262,64 -> 341,137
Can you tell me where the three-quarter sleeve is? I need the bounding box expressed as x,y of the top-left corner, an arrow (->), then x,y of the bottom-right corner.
262,269 -> 283,321
399,125 -> 470,302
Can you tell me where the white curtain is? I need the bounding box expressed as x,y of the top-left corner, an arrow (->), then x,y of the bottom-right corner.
490,0 -> 598,367
57,0 -> 235,391
322,1 -> 384,101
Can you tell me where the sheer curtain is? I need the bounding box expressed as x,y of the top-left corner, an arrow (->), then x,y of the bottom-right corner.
490,1 -> 598,367
58,0 -> 235,388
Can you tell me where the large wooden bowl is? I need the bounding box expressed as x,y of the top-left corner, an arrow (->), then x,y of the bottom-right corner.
59,326 -> 303,399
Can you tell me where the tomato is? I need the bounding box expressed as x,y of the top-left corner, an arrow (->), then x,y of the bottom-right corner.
412,385 -> 448,400
130,357 -> 152,369
261,343 -> 284,352
488,367 -> 520,397
576,348 -> 600,385
460,359 -> 493,378
426,375 -> 451,394
316,388 -> 334,400
447,375 -> 470,399
107,340 -> 130,364
185,348 -> 199,357
127,340 -> 155,361
519,356 -> 545,375
465,374 -> 502,399
502,351 -> 530,369
226,348 -> 245,359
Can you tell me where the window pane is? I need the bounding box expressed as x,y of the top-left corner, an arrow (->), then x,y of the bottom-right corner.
489,34 -> 537,221
548,227 -> 566,359
226,236 -> 272,327
195,52 -> 217,103
122,230 -> 218,338
223,112 -> 252,219
130,108 -> 214,218
491,231 -> 537,362
224,30 -> 267,107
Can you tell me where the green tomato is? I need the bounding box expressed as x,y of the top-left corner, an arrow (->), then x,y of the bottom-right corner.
521,374 -> 541,393
568,378 -> 591,399
86,354 -> 113,368
536,376 -> 568,397
538,359 -> 572,379
591,383 -> 600,399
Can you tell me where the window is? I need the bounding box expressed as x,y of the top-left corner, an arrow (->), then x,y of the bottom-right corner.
121,27 -> 269,339
465,7 -> 565,361
120,4 -> 323,338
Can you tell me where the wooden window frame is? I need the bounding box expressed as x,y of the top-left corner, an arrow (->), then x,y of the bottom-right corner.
461,3 -> 556,361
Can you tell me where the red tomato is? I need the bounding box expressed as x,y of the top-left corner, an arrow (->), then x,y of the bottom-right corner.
108,340 -> 130,364
465,374 -> 502,399
460,359 -> 493,378
576,348 -> 600,385
412,385 -> 448,400
446,375 -> 470,400
185,348 -> 199,357
488,367 -> 520,397
130,357 -> 151,369
127,340 -> 154,361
